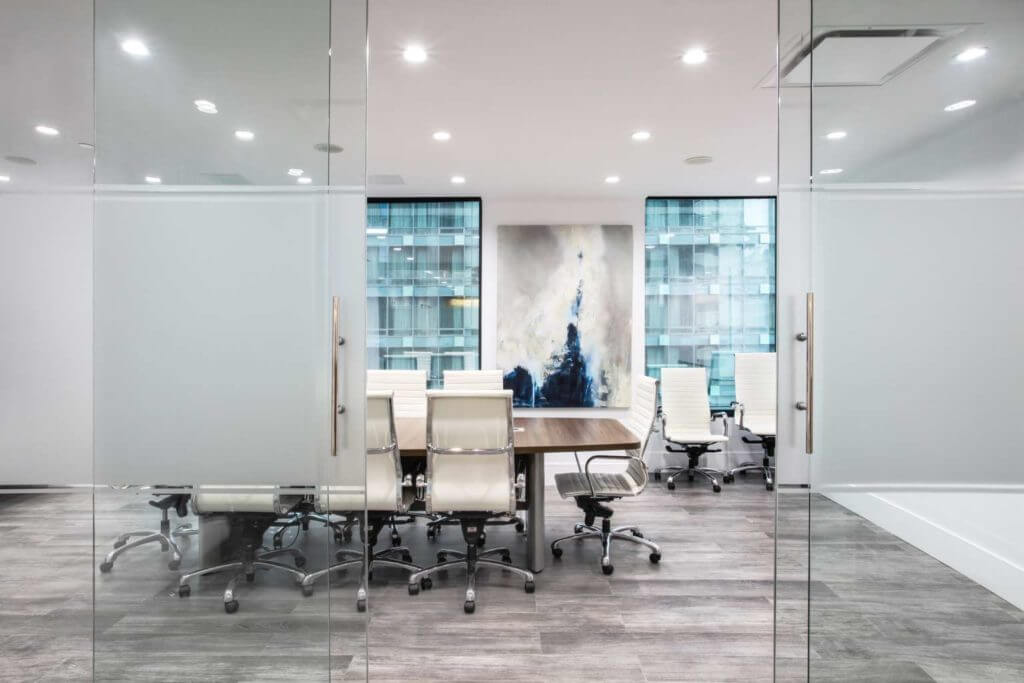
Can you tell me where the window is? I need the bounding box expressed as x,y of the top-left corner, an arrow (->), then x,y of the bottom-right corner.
644,197 -> 776,410
367,198 -> 481,387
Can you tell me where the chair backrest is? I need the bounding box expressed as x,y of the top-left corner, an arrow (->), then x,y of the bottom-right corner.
660,367 -> 712,434
425,390 -> 515,515
366,369 -> 427,418
734,352 -> 776,429
443,369 -> 503,391
364,390 -> 403,512
622,376 -> 658,456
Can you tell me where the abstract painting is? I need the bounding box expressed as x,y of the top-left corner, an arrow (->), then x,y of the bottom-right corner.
497,224 -> 632,407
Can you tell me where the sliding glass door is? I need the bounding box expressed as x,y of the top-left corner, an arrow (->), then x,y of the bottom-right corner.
777,0 -> 1024,680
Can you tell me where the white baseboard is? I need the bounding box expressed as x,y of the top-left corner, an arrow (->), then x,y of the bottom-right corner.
826,491 -> 1024,611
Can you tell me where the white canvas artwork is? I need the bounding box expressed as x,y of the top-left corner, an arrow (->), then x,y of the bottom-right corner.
497,224 -> 632,408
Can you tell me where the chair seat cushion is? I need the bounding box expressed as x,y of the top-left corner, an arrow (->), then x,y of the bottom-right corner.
554,471 -> 642,499
663,429 -> 729,445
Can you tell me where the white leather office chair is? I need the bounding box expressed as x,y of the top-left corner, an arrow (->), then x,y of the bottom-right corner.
551,376 -> 662,575
177,486 -> 307,613
442,369 -> 503,391
299,391 -> 421,611
407,390 -> 534,613
366,369 -> 427,418
726,352 -> 777,490
658,367 -> 728,493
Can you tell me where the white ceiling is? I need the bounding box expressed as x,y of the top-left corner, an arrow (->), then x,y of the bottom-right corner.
2,0 -> 1022,193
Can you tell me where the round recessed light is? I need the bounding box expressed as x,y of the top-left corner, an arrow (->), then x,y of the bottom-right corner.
194,99 -> 218,114
78,142 -> 94,150
287,168 -> 304,177
631,130 -> 651,142
605,175 -> 621,184
297,176 -> 312,184
144,175 -> 161,184
234,130 -> 255,141
944,99 -> 976,112
825,130 -> 847,140
432,130 -> 451,141
35,124 -> 59,136
406,256 -> 414,261
450,175 -> 466,184
0,175 -> 10,183
392,247 -> 403,252
682,48 -> 708,65
819,168 -> 843,175
756,175 -> 772,184
120,38 -> 150,57
954,46 -> 987,63
685,155 -> 713,165
403,45 -> 428,63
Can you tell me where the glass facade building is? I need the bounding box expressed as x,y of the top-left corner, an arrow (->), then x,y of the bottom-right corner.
366,199 -> 481,387
644,197 -> 776,410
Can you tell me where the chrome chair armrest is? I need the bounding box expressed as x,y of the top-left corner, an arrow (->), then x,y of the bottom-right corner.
730,401 -> 745,430
583,454 -> 637,498
712,411 -> 729,437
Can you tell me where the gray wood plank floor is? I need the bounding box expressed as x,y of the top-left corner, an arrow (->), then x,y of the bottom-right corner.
0,467 -> 1020,681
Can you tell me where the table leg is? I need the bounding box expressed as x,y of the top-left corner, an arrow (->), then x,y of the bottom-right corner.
526,452 -> 545,572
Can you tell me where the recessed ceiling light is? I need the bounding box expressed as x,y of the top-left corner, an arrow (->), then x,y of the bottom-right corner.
825,130 -> 847,140
393,247 -> 403,252
819,168 -> 843,175
194,99 -> 217,114
34,124 -> 59,136
685,155 -> 713,165
954,46 -> 987,63
287,168 -> 304,177
120,38 -> 150,57
403,45 -> 428,63
645,245 -> 655,250
366,227 -> 388,235
406,256 -> 414,261
756,175 -> 772,183
450,175 -> 466,184
0,175 -> 10,183
944,99 -> 976,112
682,48 -> 708,65
605,175 -> 621,184
376,235 -> 386,240
144,175 -> 161,184
432,130 -> 451,141
78,142 -> 94,150
631,130 -> 651,142
297,176 -> 312,184
234,130 -> 255,141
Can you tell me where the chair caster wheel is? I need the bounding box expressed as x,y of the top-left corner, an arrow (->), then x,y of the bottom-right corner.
723,474 -> 735,484
426,529 -> 437,541
177,585 -> 191,598
421,577 -> 432,590
766,483 -> 774,491
476,533 -> 486,547
294,556 -> 307,569
272,536 -> 283,549
631,530 -> 644,538
667,481 -> 676,491
356,598 -> 366,613
408,583 -> 420,596
464,600 -> 476,614
246,572 -> 255,583
402,551 -> 413,563
653,472 -> 661,481
437,552 -> 447,562
515,520 -> 525,533
649,552 -> 661,564
602,564 -> 614,576
302,585 -> 314,597
301,519 -> 310,532
525,580 -> 535,594
391,534 -> 401,547
501,552 -> 512,563
713,484 -> 722,493
168,559 -> 181,571
552,547 -> 563,559
99,561 -> 113,573
224,600 -> 239,614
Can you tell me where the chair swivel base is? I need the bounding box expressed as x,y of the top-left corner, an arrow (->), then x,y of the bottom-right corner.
551,517 -> 661,575
723,461 -> 775,490
658,465 -> 723,493
99,525 -> 197,573
177,546 -> 307,613
300,546 -> 421,612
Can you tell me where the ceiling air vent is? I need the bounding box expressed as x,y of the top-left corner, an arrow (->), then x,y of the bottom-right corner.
764,27 -> 962,88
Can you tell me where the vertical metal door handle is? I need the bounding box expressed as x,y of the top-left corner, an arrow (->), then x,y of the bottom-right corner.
331,296 -> 340,457
804,292 -> 814,454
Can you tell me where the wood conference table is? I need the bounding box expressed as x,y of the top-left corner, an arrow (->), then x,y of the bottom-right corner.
394,416 -> 640,572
